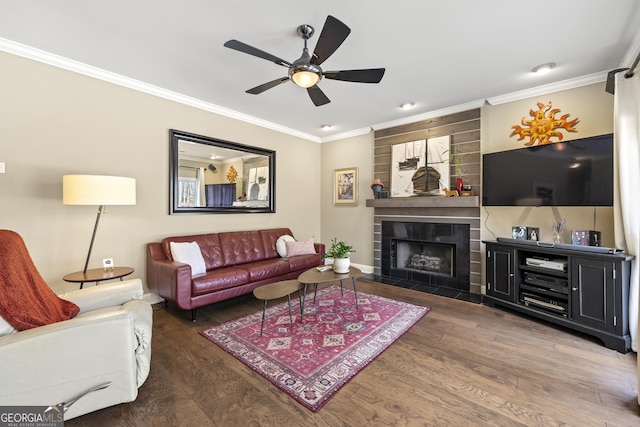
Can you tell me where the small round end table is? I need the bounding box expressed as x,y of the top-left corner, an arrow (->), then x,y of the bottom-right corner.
63,266 -> 134,289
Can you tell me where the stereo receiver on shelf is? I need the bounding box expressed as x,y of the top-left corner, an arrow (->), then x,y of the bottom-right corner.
525,257 -> 568,272
520,292 -> 568,316
523,272 -> 569,294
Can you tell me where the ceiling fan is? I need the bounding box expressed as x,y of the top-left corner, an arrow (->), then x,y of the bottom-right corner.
223,15 -> 385,106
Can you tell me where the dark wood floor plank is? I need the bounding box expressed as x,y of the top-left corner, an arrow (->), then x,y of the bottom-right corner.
65,280 -> 638,426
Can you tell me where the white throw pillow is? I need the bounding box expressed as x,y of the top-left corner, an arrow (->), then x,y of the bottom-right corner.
169,241 -> 207,277
276,235 -> 295,257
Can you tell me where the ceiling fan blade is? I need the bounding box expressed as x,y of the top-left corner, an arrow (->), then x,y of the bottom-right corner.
307,86 -> 330,106
324,68 -> 386,83
311,15 -> 351,65
224,40 -> 292,67
246,77 -> 290,94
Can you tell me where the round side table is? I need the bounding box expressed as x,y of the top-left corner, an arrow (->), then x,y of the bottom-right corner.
63,267 -> 134,289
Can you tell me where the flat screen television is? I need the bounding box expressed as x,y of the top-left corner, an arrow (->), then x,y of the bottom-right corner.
482,133 -> 613,206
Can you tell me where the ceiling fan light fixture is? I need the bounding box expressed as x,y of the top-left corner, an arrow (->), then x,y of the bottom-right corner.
290,65 -> 322,88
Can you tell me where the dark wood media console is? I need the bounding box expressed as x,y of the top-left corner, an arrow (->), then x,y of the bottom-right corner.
483,239 -> 634,353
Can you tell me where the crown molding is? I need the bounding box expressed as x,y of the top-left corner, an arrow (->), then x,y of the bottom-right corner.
320,126 -> 373,143
486,72 -> 606,106
620,27 -> 640,68
0,38 -> 321,143
0,37 -> 618,142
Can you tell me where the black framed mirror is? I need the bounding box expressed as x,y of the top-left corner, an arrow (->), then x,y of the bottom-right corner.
169,129 -> 275,214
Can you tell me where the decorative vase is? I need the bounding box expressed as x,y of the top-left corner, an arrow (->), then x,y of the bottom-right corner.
553,232 -> 562,244
333,257 -> 350,274
456,177 -> 464,193
371,179 -> 384,199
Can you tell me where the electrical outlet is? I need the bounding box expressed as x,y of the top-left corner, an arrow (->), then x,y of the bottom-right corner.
0,162 -> 5,174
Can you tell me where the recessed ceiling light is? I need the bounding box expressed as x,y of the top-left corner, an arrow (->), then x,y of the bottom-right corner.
400,102 -> 415,110
531,62 -> 556,74
321,124 -> 333,130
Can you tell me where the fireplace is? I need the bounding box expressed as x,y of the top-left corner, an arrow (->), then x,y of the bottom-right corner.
381,221 -> 470,290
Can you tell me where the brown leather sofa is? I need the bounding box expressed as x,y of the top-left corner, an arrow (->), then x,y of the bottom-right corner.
146,228 -> 324,320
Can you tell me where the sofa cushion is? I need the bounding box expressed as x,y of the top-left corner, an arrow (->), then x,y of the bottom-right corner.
276,235 -> 295,257
242,259 -> 290,282
286,253 -> 324,271
260,228 -> 295,259
163,234 -> 225,271
170,241 -> 206,277
218,230 -> 266,266
192,268 -> 250,296
285,238 -> 316,257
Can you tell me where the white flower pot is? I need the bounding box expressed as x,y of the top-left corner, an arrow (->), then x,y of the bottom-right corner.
333,257 -> 350,274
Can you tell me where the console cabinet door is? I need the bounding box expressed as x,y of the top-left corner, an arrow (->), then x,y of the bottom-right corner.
571,257 -> 615,333
486,244 -> 516,302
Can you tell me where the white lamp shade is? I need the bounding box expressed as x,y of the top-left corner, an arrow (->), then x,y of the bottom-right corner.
63,175 -> 136,206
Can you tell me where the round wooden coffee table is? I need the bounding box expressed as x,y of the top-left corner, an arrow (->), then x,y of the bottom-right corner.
253,279 -> 304,337
298,266 -> 363,309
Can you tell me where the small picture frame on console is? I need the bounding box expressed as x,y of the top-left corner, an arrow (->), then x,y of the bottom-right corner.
512,226 -> 527,240
571,230 -> 601,246
527,227 -> 540,241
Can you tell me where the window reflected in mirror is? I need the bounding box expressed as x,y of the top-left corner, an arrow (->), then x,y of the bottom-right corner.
169,130 -> 275,214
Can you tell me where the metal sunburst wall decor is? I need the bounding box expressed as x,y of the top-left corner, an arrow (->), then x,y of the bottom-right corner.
510,101 -> 579,145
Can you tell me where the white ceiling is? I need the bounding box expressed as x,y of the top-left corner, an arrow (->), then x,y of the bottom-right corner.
1,1 -> 639,142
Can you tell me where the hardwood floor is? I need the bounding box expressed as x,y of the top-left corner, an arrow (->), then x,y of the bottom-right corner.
67,280 -> 638,426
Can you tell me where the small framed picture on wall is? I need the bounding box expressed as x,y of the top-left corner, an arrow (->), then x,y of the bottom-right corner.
334,167 -> 358,205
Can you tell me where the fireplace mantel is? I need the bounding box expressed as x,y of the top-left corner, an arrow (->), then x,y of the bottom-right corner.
366,196 -> 479,209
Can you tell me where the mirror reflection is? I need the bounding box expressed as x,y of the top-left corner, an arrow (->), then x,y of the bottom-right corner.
170,130 -> 275,214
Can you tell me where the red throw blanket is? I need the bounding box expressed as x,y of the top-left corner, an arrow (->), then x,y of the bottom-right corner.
0,230 -> 79,330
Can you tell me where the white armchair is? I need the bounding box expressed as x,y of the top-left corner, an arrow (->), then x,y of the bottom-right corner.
0,279 -> 153,420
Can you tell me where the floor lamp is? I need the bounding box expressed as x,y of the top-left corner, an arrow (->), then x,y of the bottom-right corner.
63,175 -> 136,274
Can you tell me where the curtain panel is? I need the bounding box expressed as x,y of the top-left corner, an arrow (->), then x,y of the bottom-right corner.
613,72 -> 640,356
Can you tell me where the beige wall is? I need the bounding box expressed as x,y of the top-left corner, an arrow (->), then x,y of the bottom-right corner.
0,50 -> 617,294
0,51 -> 321,291
480,83 -> 615,248
320,133 -> 374,271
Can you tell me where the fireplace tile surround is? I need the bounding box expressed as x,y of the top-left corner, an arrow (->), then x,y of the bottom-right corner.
369,108 -> 483,295
366,196 -> 482,295
382,221 -> 471,290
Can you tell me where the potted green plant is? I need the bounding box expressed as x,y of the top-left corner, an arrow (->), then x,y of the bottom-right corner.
443,147 -> 465,192
324,238 -> 355,273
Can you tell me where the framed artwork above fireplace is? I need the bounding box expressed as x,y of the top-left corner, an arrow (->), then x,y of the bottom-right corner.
390,136 -> 450,198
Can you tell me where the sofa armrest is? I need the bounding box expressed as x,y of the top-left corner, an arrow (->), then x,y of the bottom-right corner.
0,302 -> 151,419
314,243 -> 326,260
146,242 -> 193,310
58,279 -> 144,314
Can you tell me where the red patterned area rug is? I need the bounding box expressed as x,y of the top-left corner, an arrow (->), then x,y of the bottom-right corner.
199,284 -> 430,412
